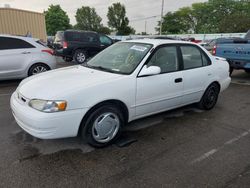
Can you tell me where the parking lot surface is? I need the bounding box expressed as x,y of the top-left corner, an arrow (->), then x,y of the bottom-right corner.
0,65 -> 250,187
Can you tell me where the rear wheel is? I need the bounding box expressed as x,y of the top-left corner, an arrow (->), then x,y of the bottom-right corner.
73,50 -> 87,64
197,83 -> 220,110
81,105 -> 124,148
28,63 -> 50,76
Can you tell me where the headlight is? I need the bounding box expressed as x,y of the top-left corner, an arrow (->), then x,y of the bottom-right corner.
29,99 -> 67,113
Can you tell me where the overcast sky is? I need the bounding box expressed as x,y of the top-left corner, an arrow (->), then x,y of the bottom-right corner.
0,0 -> 207,34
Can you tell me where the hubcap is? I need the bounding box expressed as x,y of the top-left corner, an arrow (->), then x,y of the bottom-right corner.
76,52 -> 86,63
92,112 -> 120,143
32,66 -> 47,75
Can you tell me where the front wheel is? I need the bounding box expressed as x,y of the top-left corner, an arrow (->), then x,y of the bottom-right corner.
197,83 -> 220,110
81,105 -> 124,148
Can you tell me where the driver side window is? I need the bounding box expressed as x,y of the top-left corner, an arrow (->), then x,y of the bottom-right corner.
147,46 -> 179,73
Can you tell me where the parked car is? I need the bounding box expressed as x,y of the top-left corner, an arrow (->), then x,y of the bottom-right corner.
54,30 -> 114,63
0,35 -> 56,81
47,36 -> 55,49
11,39 -> 231,147
200,39 -> 217,52
212,37 -> 250,74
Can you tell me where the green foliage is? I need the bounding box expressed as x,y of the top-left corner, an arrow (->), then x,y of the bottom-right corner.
157,0 -> 250,34
74,6 -> 111,34
45,5 -> 71,36
75,6 -> 102,32
98,26 -> 111,35
107,3 -> 135,35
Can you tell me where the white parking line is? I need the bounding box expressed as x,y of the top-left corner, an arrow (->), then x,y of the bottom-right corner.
191,129 -> 250,164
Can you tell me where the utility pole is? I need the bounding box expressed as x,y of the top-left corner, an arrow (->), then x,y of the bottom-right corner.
160,0 -> 164,35
145,20 -> 147,34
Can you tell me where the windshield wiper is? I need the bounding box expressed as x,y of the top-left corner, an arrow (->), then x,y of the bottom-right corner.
90,66 -> 119,73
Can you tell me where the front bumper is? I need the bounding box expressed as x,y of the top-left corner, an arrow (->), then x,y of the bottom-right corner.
229,60 -> 250,70
10,92 -> 88,139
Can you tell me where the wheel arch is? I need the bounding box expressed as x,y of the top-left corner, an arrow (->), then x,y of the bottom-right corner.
27,62 -> 51,76
78,99 -> 129,135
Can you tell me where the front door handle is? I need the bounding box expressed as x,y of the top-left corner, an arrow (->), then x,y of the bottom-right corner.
175,78 -> 183,83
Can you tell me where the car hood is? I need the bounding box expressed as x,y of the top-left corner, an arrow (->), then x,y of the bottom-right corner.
17,65 -> 123,99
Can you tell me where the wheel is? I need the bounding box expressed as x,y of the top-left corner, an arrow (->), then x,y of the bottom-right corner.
73,50 -> 87,64
197,83 -> 220,110
28,63 -> 50,76
81,105 -> 124,148
245,70 -> 250,74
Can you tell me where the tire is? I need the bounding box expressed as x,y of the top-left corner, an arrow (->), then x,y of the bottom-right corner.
73,49 -> 88,64
28,63 -> 50,76
197,83 -> 220,110
245,70 -> 250,74
230,67 -> 234,76
81,105 -> 124,148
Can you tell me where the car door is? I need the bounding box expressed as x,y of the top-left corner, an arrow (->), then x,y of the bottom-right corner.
180,44 -> 213,104
0,37 -> 34,79
136,45 -> 183,117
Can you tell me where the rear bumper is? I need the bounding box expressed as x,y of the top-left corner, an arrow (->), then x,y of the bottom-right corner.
220,77 -> 231,92
55,49 -> 72,58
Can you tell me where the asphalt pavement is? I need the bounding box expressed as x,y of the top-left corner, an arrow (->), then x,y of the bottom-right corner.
0,66 -> 250,188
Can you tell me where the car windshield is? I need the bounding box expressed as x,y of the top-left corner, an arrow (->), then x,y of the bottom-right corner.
85,42 -> 153,74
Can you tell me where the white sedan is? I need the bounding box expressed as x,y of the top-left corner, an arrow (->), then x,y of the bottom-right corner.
0,35 -> 56,80
11,39 -> 231,147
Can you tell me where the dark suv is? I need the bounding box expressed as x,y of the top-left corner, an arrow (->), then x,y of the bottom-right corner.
54,30 -> 114,63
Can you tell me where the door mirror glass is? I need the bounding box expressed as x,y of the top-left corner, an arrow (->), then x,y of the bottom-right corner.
139,65 -> 161,77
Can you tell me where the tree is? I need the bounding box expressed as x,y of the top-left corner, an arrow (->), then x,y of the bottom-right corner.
98,26 -> 111,35
107,3 -> 135,35
45,5 -> 71,36
156,0 -> 250,34
75,6 -> 102,32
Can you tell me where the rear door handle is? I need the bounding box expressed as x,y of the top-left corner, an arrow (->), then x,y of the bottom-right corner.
21,52 -> 31,54
175,78 -> 183,83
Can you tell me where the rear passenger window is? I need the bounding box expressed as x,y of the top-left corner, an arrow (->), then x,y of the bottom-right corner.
0,37 -> 34,50
147,46 -> 179,73
181,46 -> 203,69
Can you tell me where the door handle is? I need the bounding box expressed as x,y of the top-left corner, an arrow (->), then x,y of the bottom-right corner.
21,52 -> 31,54
175,78 -> 183,83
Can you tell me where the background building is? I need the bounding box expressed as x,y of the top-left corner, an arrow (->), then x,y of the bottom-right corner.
0,8 -> 47,41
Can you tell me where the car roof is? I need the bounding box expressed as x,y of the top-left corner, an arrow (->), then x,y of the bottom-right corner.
122,39 -> 196,46
65,30 -> 98,34
0,34 -> 39,41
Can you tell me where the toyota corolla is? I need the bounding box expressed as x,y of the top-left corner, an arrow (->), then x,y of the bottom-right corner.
11,39 -> 231,147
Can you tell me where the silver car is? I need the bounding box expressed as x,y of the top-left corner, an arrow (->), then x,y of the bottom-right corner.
0,35 -> 56,80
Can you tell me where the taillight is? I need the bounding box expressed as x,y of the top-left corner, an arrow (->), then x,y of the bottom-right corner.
42,49 -> 54,55
212,45 -> 216,55
63,41 -> 68,49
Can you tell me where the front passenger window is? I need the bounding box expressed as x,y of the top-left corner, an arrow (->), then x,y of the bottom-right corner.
147,46 -> 179,73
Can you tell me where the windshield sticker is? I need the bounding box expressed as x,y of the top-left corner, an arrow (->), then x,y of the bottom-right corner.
130,45 -> 148,52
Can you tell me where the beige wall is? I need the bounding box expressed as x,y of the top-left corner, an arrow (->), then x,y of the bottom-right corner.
0,8 -> 47,41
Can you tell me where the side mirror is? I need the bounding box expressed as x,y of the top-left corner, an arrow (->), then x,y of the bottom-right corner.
139,65 -> 161,77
